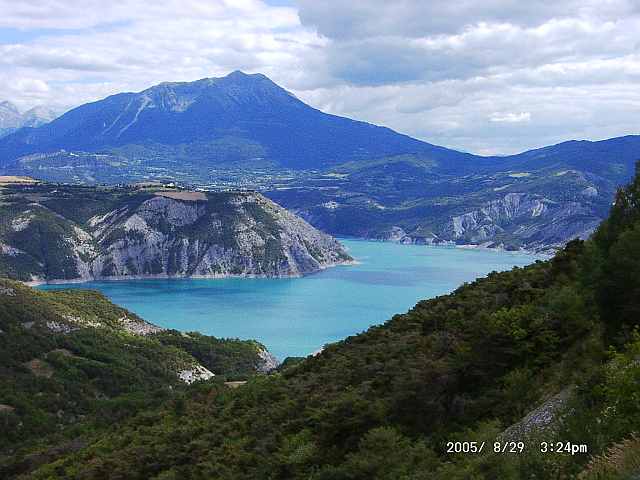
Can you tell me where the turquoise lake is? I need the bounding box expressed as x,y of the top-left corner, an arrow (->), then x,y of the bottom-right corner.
40,240 -> 540,360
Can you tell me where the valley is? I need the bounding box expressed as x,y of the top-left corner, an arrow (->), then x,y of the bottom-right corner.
2,165 -> 639,479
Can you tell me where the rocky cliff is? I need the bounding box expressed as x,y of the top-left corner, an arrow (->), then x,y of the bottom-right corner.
275,164 -> 615,254
374,192 -> 601,253
0,184 -> 352,283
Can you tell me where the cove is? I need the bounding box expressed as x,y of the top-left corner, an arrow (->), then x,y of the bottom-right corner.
39,240 -> 540,360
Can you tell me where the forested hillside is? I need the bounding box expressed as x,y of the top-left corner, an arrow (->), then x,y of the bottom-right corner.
3,166 -> 640,479
0,281 -> 276,478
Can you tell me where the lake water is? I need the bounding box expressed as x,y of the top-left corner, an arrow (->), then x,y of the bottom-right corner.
39,240 -> 540,360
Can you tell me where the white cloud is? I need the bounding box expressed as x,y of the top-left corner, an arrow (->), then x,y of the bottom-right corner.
0,0 -> 318,111
296,0 -> 639,38
489,112 -> 531,123
293,0 -> 640,153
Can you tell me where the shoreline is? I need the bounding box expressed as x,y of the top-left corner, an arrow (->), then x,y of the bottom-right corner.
337,235 -> 552,258
26,259 -> 358,287
454,243 -> 553,258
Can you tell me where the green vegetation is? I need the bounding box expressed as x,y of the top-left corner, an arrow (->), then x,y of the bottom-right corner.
155,331 -> 270,380
0,280 -> 270,478
268,148 -> 624,253
2,166 -> 640,479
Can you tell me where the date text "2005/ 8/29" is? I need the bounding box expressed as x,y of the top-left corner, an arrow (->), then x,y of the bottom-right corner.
446,441 -> 588,455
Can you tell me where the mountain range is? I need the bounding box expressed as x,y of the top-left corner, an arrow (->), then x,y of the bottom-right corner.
0,101 -> 57,139
0,71 -> 638,252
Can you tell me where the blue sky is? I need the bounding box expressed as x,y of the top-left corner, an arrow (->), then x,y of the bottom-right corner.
1,0 -> 639,155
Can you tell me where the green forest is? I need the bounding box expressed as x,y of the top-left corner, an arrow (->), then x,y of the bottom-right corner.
2,165 -> 640,479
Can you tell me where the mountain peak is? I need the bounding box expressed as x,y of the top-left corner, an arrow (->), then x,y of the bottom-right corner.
226,70 -> 251,79
224,70 -> 270,81
144,71 -> 276,97
21,106 -> 58,127
0,101 -> 20,114
1,101 -> 57,133
0,101 -> 57,130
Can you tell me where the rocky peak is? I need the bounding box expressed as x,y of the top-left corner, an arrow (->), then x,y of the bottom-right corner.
20,106 -> 58,127
137,70 -> 300,114
0,101 -> 57,132
0,100 -> 20,114
0,101 -> 22,128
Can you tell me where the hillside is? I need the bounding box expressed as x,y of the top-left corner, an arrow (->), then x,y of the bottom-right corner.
3,168 -> 639,479
0,183 -> 352,283
0,278 -> 277,476
268,136 -> 640,253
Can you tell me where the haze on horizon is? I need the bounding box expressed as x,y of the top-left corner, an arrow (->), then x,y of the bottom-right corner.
1,0 -> 639,155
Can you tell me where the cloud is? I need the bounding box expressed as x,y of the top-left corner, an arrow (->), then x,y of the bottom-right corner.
0,0 -> 318,111
296,0 -> 639,39
489,112 -> 531,123
292,0 -> 640,153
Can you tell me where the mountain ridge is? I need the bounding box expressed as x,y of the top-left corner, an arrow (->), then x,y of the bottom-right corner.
1,71 -> 639,253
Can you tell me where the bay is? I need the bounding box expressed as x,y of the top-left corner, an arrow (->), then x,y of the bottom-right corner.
39,240 -> 540,360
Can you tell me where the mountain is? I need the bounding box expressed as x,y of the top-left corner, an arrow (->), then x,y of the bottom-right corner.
268,136 -> 640,252
3,166 -> 640,479
0,73 -> 639,252
19,106 -> 58,128
0,183 -> 352,284
0,101 -> 57,138
0,71 -> 473,172
0,101 -> 22,138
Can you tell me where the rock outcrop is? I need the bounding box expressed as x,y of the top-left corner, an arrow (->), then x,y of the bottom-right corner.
0,185 -> 352,283
256,347 -> 279,373
372,192 -> 601,254
444,193 -> 599,252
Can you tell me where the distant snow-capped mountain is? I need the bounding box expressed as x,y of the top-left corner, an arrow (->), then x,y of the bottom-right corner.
0,101 -> 57,138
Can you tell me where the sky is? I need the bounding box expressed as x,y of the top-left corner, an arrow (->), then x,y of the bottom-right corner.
1,0 -> 640,155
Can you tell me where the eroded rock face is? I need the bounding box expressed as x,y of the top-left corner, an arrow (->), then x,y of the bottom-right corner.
0,189 -> 352,283
87,193 -> 351,280
178,365 -> 215,384
445,194 -> 598,252
256,347 -> 279,373
374,193 -> 600,254
500,387 -> 574,442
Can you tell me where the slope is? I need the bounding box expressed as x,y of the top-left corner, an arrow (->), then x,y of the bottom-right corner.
0,278 -> 278,477
0,183 -> 352,283
269,136 -> 640,252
